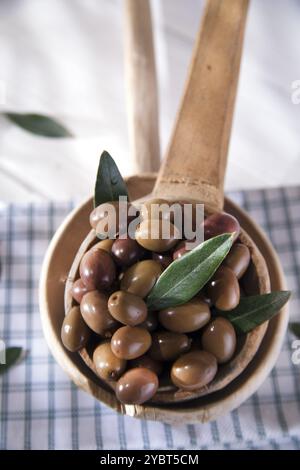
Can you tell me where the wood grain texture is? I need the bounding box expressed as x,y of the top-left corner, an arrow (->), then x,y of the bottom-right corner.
39,174 -> 289,423
124,0 -> 160,172
64,214 -> 270,404
154,0 -> 249,209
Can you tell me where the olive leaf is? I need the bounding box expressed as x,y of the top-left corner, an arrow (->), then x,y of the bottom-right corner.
3,112 -> 73,137
289,322 -> 300,339
0,347 -> 24,375
94,150 -> 129,208
220,291 -> 291,334
146,233 -> 234,310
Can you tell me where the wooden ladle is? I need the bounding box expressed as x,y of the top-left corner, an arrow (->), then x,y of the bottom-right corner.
63,0 -> 274,405
40,0 -> 289,421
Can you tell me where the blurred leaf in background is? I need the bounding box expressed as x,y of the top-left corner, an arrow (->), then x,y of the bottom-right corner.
3,112 -> 73,138
0,347 -> 25,375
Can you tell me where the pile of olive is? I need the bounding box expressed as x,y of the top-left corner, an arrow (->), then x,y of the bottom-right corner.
61,199 -> 251,405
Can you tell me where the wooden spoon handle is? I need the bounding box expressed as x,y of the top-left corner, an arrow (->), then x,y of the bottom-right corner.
153,0 -> 249,210
124,0 -> 160,173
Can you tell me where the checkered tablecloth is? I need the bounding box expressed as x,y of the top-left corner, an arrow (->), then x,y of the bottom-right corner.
0,187 -> 300,450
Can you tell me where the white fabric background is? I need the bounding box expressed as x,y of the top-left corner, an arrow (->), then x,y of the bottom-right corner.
0,0 -> 299,201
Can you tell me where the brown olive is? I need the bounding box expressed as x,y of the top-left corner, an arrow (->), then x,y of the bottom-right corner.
120,260 -> 162,298
61,306 -> 91,352
159,299 -> 211,333
135,219 -> 180,253
202,317 -> 236,364
140,198 -> 172,222
80,291 -> 118,336
171,350 -> 217,391
108,290 -> 147,326
152,252 -> 173,270
93,342 -> 127,381
206,266 -> 240,311
80,248 -> 116,290
130,354 -> 163,376
204,212 -> 240,241
116,367 -> 159,404
149,331 -> 191,361
111,326 -> 152,360
139,311 -> 158,332
224,243 -> 251,279
92,239 -> 114,254
90,201 -> 136,235
71,278 -> 89,304
111,238 -> 145,267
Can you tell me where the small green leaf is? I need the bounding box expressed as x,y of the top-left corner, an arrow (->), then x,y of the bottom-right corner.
289,322 -> 300,339
221,291 -> 291,333
94,151 -> 129,208
3,112 -> 73,137
146,233 -> 234,310
0,347 -> 24,375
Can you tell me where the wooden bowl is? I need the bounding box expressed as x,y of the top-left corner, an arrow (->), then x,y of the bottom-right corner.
39,174 -> 289,423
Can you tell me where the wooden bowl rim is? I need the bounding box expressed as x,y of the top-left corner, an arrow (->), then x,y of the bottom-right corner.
39,176 -> 289,423
64,223 -> 269,404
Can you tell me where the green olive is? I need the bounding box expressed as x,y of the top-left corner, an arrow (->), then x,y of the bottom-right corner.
140,198 -> 172,222
92,239 -> 114,254
135,218 -> 180,253
61,306 -> 91,352
120,260 -> 162,298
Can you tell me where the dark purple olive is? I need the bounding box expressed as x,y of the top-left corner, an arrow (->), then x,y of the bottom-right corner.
149,331 -> 191,361
130,354 -> 163,376
80,248 -> 116,290
139,311 -> 158,332
204,212 -> 240,241
111,238 -> 145,267
90,201 -> 136,236
71,278 -> 90,304
152,252 -> 173,270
